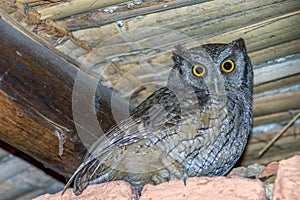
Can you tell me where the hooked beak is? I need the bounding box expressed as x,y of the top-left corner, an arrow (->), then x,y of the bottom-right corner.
214,78 -> 219,95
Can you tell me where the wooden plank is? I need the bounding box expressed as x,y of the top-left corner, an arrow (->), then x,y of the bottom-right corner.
241,123 -> 300,166
58,0 -> 299,76
0,156 -> 31,182
17,0 -> 41,3
0,17 -> 127,177
0,6 -> 80,67
254,74 -> 300,94
0,148 -> 9,159
122,0 -> 299,39
56,0 -> 211,31
0,165 -> 63,199
37,0 -> 129,20
253,92 -> 300,117
250,38 -> 300,65
253,109 -> 300,126
254,58 -> 300,86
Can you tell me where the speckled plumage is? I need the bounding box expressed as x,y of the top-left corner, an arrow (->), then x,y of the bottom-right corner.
64,38 -> 253,195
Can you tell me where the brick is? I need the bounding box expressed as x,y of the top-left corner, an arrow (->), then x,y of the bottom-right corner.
33,181 -> 138,200
274,155 -> 300,200
140,176 -> 266,200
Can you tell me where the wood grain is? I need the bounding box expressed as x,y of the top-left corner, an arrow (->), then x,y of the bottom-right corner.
0,18 -> 126,176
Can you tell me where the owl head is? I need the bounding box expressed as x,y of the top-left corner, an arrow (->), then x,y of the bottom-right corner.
168,38 -> 253,98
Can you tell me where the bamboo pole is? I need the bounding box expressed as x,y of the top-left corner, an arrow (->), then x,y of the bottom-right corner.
258,112 -> 300,157
37,0 -> 129,20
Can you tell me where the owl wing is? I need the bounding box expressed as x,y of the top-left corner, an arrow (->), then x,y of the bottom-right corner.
63,87 -> 182,194
90,86 -> 181,153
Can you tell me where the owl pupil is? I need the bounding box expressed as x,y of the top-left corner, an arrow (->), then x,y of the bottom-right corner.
195,67 -> 203,74
223,62 -> 232,70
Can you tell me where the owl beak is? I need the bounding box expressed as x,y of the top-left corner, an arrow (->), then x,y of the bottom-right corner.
214,78 -> 219,95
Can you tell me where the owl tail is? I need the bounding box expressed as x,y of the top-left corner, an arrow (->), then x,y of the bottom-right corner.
61,161 -> 90,195
62,150 -> 114,195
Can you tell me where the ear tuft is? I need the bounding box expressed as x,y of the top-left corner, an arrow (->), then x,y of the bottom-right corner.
172,44 -> 188,63
232,38 -> 246,50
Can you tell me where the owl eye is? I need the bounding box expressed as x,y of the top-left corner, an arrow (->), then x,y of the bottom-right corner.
192,65 -> 206,77
221,59 -> 235,73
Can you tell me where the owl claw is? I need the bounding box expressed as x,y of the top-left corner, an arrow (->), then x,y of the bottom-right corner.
183,172 -> 188,186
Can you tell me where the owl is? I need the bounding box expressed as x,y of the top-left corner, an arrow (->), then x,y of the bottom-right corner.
63,38 -> 253,195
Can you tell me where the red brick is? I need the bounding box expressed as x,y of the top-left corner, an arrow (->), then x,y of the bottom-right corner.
274,155 -> 300,200
258,161 -> 278,179
33,181 -> 138,200
140,176 -> 266,200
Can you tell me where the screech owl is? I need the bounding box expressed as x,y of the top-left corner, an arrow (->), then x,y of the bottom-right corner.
63,38 -> 253,195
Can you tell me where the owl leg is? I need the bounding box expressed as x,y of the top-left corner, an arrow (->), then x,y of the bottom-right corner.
161,157 -> 187,184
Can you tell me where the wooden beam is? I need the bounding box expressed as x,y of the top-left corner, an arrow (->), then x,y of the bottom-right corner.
0,17 -> 126,177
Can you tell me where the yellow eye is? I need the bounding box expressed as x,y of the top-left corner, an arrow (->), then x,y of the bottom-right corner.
221,59 -> 235,73
192,65 -> 206,77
